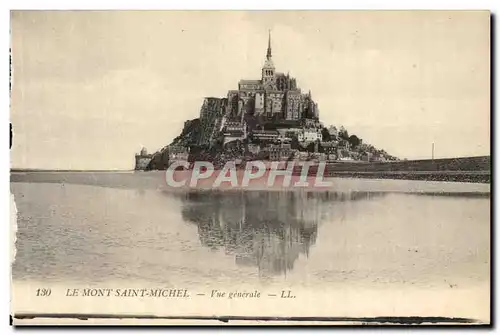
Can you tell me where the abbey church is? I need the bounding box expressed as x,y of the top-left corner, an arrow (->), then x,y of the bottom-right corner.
227,31 -> 319,122
197,31 -> 321,147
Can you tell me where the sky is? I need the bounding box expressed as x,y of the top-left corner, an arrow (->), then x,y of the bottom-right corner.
10,10 -> 490,170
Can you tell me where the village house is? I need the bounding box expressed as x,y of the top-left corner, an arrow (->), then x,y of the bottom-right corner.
277,129 -> 292,143
251,129 -> 279,142
269,143 -> 292,161
223,121 -> 247,145
321,141 -> 337,155
298,129 -> 322,143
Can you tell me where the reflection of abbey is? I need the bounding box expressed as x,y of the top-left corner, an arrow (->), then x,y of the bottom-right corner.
179,191 -> 386,277
197,31 -> 320,147
180,191 -> 320,277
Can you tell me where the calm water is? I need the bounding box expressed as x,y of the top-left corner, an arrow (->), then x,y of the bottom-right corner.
10,172 -> 490,291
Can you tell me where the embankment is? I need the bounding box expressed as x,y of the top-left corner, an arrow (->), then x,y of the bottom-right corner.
321,156 -> 490,183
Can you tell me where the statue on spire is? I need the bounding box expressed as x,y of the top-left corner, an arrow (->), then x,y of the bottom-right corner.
266,29 -> 272,60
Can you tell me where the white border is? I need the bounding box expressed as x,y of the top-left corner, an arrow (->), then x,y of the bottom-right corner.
1,1 -> 498,334
2,0 -> 499,10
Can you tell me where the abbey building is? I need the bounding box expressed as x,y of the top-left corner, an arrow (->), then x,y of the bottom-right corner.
143,32 -> 400,170
197,31 -> 321,147
227,31 -> 319,122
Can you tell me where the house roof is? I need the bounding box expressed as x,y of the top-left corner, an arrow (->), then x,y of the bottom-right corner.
224,131 -> 244,136
253,130 -> 279,135
239,79 -> 261,84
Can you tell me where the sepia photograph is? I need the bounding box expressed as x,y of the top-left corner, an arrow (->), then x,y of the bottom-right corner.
9,10 -> 491,326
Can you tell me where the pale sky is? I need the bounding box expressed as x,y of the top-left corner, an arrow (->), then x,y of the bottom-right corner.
10,10 -> 490,170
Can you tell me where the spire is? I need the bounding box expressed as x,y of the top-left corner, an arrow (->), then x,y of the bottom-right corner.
266,29 -> 272,60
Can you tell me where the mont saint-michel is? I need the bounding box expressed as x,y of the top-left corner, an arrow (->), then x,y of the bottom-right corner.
137,32 -> 489,184
136,32 -> 397,169
142,32 -> 397,170
10,11 -> 490,325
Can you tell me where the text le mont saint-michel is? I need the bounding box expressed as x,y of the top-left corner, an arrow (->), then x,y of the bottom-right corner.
63,288 -> 296,299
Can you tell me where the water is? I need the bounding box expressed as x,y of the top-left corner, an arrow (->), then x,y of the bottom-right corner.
10,172 -> 490,319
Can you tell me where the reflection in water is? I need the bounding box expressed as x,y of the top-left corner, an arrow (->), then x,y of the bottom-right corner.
175,191 -> 385,277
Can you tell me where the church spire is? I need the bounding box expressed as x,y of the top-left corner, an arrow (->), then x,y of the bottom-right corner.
266,29 -> 272,60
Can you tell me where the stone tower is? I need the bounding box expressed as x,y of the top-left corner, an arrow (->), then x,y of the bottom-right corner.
261,30 -> 276,89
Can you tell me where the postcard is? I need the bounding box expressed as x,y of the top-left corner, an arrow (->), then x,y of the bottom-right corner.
9,10 -> 491,326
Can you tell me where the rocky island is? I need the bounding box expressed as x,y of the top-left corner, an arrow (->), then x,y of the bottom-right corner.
144,32 -> 397,171
138,32 -> 489,183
